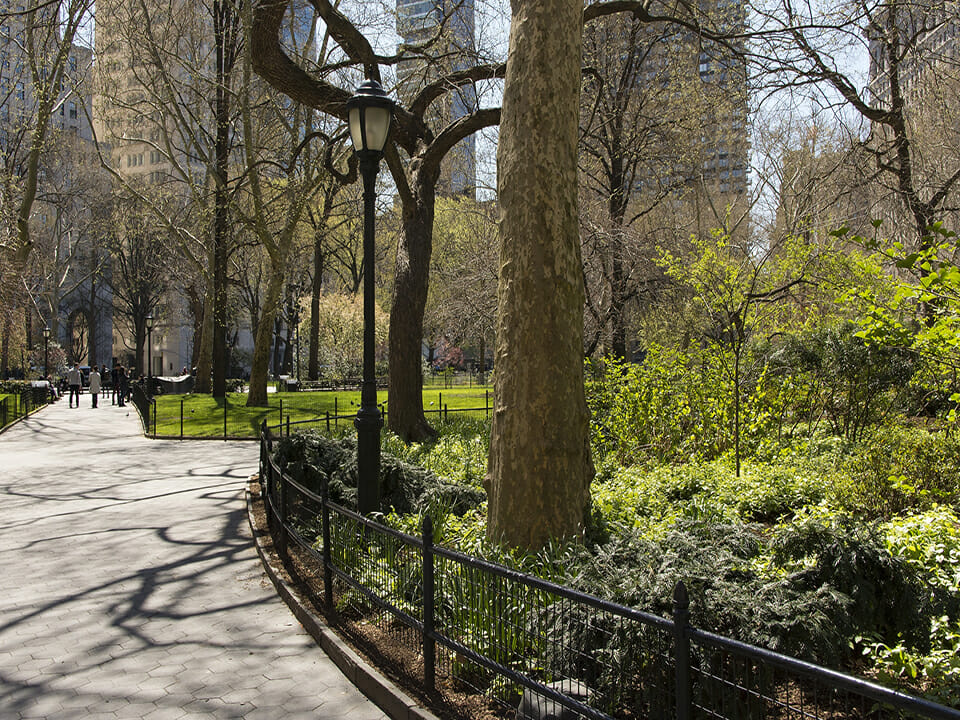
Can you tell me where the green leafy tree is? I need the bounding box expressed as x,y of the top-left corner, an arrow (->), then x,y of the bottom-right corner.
658,232 -> 811,475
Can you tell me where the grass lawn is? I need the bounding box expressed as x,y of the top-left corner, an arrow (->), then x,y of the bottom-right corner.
149,386 -> 493,438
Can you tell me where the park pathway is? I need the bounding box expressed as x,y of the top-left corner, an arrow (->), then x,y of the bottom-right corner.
0,396 -> 389,720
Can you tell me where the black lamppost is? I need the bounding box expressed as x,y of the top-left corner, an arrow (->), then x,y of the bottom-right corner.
346,79 -> 394,515
146,314 -> 154,394
42,326 -> 50,379
295,303 -> 301,384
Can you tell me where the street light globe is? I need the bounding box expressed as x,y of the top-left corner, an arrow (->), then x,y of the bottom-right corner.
42,326 -> 50,340
146,314 -> 154,331
346,80 -> 394,154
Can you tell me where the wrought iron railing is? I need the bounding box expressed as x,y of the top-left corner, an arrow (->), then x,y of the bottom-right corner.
0,386 -> 50,430
258,423 -> 960,720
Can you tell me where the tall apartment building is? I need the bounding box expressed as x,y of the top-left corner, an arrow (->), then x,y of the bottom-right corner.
694,0 -> 749,197
865,1 -> 960,234
94,0 -> 318,376
868,1 -> 960,107
0,3 -> 113,368
396,0 -> 477,195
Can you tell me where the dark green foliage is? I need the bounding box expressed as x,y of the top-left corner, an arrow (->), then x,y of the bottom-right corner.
771,518 -> 928,653
225,378 -> 246,392
274,430 -> 485,516
564,521 -> 853,665
0,380 -> 33,394
778,324 -> 916,441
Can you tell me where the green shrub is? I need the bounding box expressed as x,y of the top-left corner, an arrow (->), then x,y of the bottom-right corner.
841,424 -> 960,518
771,513 -> 928,655
585,350 -> 732,466
590,459 -> 834,531
859,507 -> 960,702
273,430 -> 485,517
564,520 -> 852,665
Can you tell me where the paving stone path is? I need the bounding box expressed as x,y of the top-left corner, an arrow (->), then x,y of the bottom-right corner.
0,397 -> 389,719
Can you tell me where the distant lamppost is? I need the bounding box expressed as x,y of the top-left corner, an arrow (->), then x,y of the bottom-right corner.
146,314 -> 154,394
42,326 -> 50,378
295,302 -> 301,384
346,79 -> 394,515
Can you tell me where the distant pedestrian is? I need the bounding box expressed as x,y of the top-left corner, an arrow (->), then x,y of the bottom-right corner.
116,366 -> 128,407
89,366 -> 101,408
111,365 -> 120,405
67,362 -> 82,408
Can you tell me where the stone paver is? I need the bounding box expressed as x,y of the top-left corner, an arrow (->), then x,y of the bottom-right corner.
0,398 -> 388,719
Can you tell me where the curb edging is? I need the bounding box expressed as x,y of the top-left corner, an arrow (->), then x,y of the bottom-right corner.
245,478 -> 440,720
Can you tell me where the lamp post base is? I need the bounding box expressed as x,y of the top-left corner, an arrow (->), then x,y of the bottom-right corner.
355,404 -> 383,515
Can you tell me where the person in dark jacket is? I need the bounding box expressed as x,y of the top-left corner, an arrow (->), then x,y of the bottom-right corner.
116,366 -> 129,408
111,365 -> 120,405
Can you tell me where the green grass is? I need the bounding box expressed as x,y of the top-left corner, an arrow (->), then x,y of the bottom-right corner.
148,386 -> 493,438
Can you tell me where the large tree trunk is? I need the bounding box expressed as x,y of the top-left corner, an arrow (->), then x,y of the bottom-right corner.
387,167 -> 439,442
485,0 -> 593,550
212,83 -> 230,399
194,290 -> 214,393
247,267 -> 285,406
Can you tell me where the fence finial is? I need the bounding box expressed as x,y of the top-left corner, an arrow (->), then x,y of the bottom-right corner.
673,581 -> 689,614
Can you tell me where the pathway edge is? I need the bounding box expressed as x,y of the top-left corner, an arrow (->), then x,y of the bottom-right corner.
245,477 -> 440,720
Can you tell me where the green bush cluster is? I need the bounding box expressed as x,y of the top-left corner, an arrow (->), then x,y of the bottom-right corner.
273,430 -> 485,517
273,360 -> 960,703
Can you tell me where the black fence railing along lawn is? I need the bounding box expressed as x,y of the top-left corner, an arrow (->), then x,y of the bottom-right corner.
132,384 -> 494,440
0,385 -> 51,431
258,422 -> 960,720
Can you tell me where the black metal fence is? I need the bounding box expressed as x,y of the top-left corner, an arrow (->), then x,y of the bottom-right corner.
0,386 -> 50,430
258,423 -> 960,720
133,387 -> 493,440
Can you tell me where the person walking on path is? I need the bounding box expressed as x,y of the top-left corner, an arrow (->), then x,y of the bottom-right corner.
116,365 -> 128,407
66,362 -> 82,408
88,366 -> 101,408
111,364 -> 119,405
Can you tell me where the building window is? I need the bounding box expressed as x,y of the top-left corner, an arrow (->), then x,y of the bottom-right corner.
68,101 -> 77,119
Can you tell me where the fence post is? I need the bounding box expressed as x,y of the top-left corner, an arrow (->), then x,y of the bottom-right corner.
279,398 -> 283,429
223,396 -> 228,440
485,390 -> 489,418
334,396 -> 338,428
152,400 -> 157,436
180,398 -> 185,440
422,515 -> 436,692
286,414 -> 290,437
438,392 -> 442,415
326,411 -> 330,433
321,474 -> 333,608
259,420 -> 268,482
277,471 -> 289,557
673,581 -> 692,720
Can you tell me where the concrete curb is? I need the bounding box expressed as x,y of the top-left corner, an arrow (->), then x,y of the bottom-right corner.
245,478 -> 440,720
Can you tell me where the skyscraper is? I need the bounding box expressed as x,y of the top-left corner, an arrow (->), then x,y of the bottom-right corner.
396,0 -> 477,195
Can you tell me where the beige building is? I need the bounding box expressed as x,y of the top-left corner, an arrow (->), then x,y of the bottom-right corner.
93,0 -> 207,377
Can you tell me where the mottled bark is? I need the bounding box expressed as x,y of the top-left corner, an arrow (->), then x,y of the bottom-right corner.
485,0 -> 593,550
387,165 -> 439,442
247,267 -> 285,406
